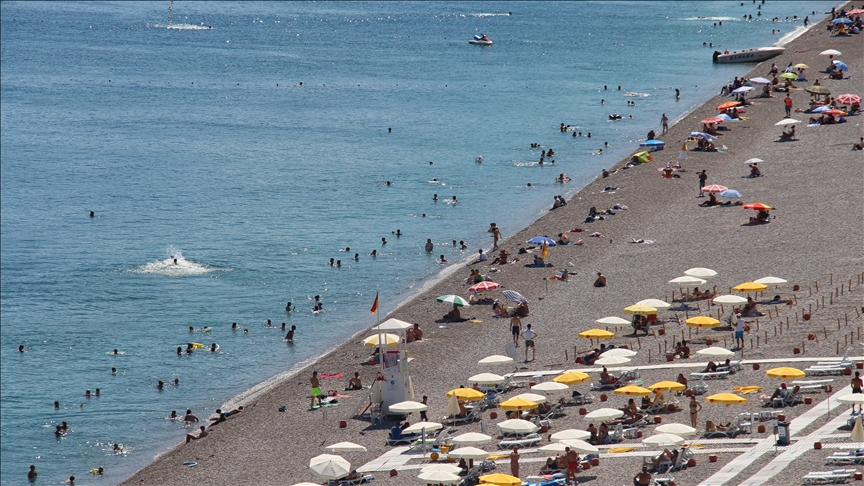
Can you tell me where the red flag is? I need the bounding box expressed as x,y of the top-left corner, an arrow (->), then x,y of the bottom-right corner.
370,292 -> 379,315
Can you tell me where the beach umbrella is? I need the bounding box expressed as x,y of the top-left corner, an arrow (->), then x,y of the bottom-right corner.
695,346 -> 735,358
669,276 -> 707,287
451,432 -> 492,446
848,9 -> 864,15
633,151 -> 653,164
501,290 -> 529,304
754,276 -> 787,285
309,454 -> 351,480
498,397 -> 539,411
532,381 -> 571,393
705,393 -> 747,405
639,139 -> 666,147
794,63 -> 809,69
741,203 -> 772,211
701,117 -> 724,124
775,118 -> 799,126
361,333 -> 400,348
601,348 -> 638,358
578,328 -> 615,339
713,295 -> 748,304
732,86 -> 755,94
805,85 -> 831,95
838,394 -> 864,405
656,423 -> 698,436
324,442 -> 367,453
527,236 -> 556,246
552,371 -> 591,385
554,439 -> 598,454
512,393 -> 548,404
685,316 -> 721,328
819,49 -> 841,57
418,469 -> 461,484
716,113 -> 738,121
468,281 -> 501,293
551,429 -> 592,442
539,442 -> 572,453
624,304 -> 657,315
421,464 -> 463,474
833,60 -> 849,71
836,94 -> 861,106
497,419 -> 540,435
749,77 -> 771,85
720,189 -> 743,199
404,421 -> 444,435
446,388 -> 485,401
479,473 -> 522,485
585,408 -> 624,421
389,401 -> 428,414
765,367 -> 806,379
716,101 -> 741,110
478,355 -> 515,366
690,132 -> 719,142
636,298 -> 672,309
830,17 -> 853,24
701,184 -> 728,193
448,447 -> 489,460
824,109 -> 848,116
852,415 -> 864,442
648,381 -> 687,392
468,373 -> 505,385
595,316 -> 633,326
445,392 -> 461,418
679,142 -> 688,160
643,433 -> 686,447
595,355 -> 631,366
745,158 -> 764,164
437,295 -> 470,307
811,106 -> 832,113
614,385 -> 652,397
778,72 -> 798,80
733,281 -> 769,292
684,268 -> 718,279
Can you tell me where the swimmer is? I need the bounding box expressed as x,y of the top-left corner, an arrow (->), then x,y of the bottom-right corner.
433,194 -> 438,201
189,326 -> 194,332
286,325 -> 296,342
89,211 -> 94,218
452,240 -> 457,246
243,329 -> 248,334
344,247 -> 350,252
395,229 -> 402,236
266,319 -> 273,328
232,322 -> 239,329
605,142 -> 609,147
29,465 -> 38,481
385,181 -> 391,186
174,378 -> 179,386
170,410 -> 179,419
95,388 -> 100,396
173,258 -> 178,265
54,400 -> 60,409
527,183 -> 532,187
85,389 -> 91,398
452,196 -> 458,203
336,260 -> 341,267
460,241 -> 467,249
439,255 -> 448,264
157,380 -> 164,390
285,302 -> 293,312
177,347 -> 182,355
381,237 -> 387,245
210,343 -> 217,352
65,476 -> 75,484
429,161 -> 434,164
281,322 -> 286,330
18,345 -> 24,352
353,253 -> 359,261
370,249 -> 377,257
422,213 -> 426,218
601,99 -> 605,104
113,443 -> 122,453
183,409 -> 199,422
329,258 -> 334,266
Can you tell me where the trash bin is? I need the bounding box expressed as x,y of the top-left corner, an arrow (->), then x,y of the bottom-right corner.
776,421 -> 790,446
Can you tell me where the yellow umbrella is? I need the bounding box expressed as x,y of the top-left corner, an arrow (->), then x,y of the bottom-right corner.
765,367 -> 806,379
614,386 -> 653,397
498,397 -> 540,411
624,304 -> 657,315
705,393 -> 747,405
733,282 -> 769,293
446,388 -> 486,402
685,316 -> 721,328
648,381 -> 687,392
552,371 -> 591,385
479,473 -> 522,486
361,333 -> 400,347
578,329 -> 615,339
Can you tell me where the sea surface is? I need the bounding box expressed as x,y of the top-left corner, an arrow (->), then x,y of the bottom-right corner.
0,1 -> 838,483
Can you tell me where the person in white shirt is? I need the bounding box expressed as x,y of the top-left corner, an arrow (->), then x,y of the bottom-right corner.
522,324 -> 538,361
734,313 -> 746,349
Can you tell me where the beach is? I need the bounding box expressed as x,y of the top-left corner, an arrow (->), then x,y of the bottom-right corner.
114,6 -> 864,486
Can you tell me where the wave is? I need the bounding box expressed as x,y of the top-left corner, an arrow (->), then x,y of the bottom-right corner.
678,16 -> 739,21
775,26 -> 810,46
131,247 -> 219,277
624,92 -> 651,97
151,23 -> 213,31
463,13 -> 512,18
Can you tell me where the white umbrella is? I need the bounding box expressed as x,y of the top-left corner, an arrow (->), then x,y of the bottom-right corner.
695,346 -> 735,358
551,429 -> 592,442
585,408 -> 624,421
403,421 -> 444,435
557,439 -> 599,454
601,348 -> 637,358
468,373 -> 505,385
451,432 -> 492,446
819,49 -> 842,56
595,316 -> 632,326
713,295 -> 748,304
389,400 -> 428,414
655,423 -> 698,437
744,158 -> 764,164
532,382 -> 570,393
497,419 -> 540,435
838,394 -> 864,404
595,355 -> 631,366
418,470 -> 461,484
636,298 -> 672,310
732,86 -> 755,94
324,441 -> 367,453
309,454 -> 351,480
684,268 -> 718,279
421,464 -> 463,474
448,446 -> 489,460
512,393 -> 547,404
852,415 -> 864,442
775,119 -> 800,126
749,77 -> 771,85
478,355 -> 515,366
754,276 -> 787,285
643,433 -> 686,447
539,442 -> 571,453
669,276 -> 707,286
445,392 -> 461,418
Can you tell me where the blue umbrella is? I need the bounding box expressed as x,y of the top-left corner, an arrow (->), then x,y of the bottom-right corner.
833,60 -> 849,72
690,132 -> 719,142
831,17 -> 853,24
716,113 -> 737,121
719,189 -> 743,199
527,236 -> 556,246
812,106 -> 831,113
639,139 -> 666,147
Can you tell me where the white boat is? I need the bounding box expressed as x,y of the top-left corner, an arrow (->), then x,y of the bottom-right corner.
713,46 -> 784,63
469,34 -> 492,46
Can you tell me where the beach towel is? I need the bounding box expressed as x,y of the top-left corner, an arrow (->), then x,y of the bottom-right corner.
320,373 -> 343,379
733,386 -> 763,394
608,447 -> 635,453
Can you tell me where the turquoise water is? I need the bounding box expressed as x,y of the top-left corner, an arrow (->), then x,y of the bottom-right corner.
0,1 -> 836,483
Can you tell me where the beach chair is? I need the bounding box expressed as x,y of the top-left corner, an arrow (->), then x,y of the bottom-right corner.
816,350 -> 853,367
736,413 -> 754,434
802,469 -> 856,484
385,427 -> 418,446
591,370 -> 638,391
498,433 -> 542,449
607,423 -> 625,443
773,388 -> 802,408
441,406 -> 482,425
570,389 -> 594,405
478,393 -> 500,411
479,376 -> 514,394
716,361 -> 742,374
826,450 -> 864,465
689,371 -> 730,381
653,473 -> 676,486
329,475 -> 375,485
703,422 -> 743,438
805,364 -> 852,376
408,429 -> 448,451
687,380 -> 708,396
792,379 -> 834,393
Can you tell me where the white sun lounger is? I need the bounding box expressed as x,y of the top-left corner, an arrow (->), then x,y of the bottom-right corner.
690,371 -> 730,380
805,365 -> 851,376
498,433 -> 542,449
826,450 -> 864,465
802,469 -> 856,484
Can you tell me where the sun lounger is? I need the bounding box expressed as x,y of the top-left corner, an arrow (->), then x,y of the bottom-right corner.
802,469 -> 856,484
653,474 -> 676,486
479,376 -> 515,393
716,361 -> 742,373
569,390 -> 594,405
687,380 -> 708,396
498,433 -> 542,449
590,370 -> 639,391
386,431 -> 419,446
826,450 -> 864,465
690,371 -> 730,381
329,475 -> 375,485
440,406 -> 482,425
703,422 -> 743,438
805,365 -> 851,376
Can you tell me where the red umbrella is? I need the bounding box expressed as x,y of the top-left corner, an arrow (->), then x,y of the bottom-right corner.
742,202 -> 772,211
468,281 -> 501,293
847,8 -> 864,15
835,94 -> 861,106
701,117 -> 724,124
716,101 -> 741,111
701,184 -> 728,193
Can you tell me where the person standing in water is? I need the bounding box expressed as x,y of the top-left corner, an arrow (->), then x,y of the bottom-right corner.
286,325 -> 296,342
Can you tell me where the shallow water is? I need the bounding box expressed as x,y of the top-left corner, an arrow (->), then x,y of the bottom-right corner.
0,1 -> 837,483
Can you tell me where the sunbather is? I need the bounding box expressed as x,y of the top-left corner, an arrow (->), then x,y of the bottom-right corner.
760,383 -> 788,404
600,366 -> 613,384
443,304 -> 461,321
651,448 -> 674,469
702,361 -> 718,373
705,420 -> 731,432
699,193 -> 719,207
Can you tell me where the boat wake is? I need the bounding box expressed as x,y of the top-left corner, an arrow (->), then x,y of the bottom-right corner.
132,248 -> 219,277
151,23 -> 212,31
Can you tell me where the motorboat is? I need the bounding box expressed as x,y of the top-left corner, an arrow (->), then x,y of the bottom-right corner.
713,46 -> 784,63
469,34 -> 492,46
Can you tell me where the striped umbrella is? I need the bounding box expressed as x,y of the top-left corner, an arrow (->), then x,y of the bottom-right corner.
469,281 -> 501,293
502,290 -> 529,304
437,295 -> 471,307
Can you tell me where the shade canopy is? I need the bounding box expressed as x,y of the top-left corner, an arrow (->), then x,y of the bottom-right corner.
636,298 -> 672,309
685,268 -> 718,279
498,397 -> 540,410
669,276 -> 707,286
451,432 -> 492,446
418,469 -> 461,484
578,329 -> 615,339
614,386 -> 653,397
705,393 -> 747,405
497,419 -> 540,434
648,381 -> 686,392
695,347 -> 735,357
685,316 -> 721,328
362,333 -> 400,348
555,439 -> 599,454
596,316 -> 634,326
374,318 -> 414,332
468,373 -> 506,385
585,408 -> 624,420
437,294 -> 471,307
733,282 -> 769,292
552,371 -> 591,385
478,355 -> 515,366
511,393 -> 548,404
478,473 -> 522,486
309,454 -> 351,480
624,304 -> 657,315
601,348 -> 638,358
713,295 -> 748,304
532,381 -> 571,393
852,415 -> 864,442
421,464 -> 463,474
446,388 -> 486,401
765,367 -> 806,379
551,429 -> 592,442
388,401 -> 428,414
838,394 -> 864,404
754,277 -> 787,285
324,442 -> 367,453
447,447 -> 489,460
595,355 -> 632,366
643,433 -> 686,447
655,423 -> 698,436
403,421 -> 444,435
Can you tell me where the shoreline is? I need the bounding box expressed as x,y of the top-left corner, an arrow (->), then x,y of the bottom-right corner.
123,4 -> 863,485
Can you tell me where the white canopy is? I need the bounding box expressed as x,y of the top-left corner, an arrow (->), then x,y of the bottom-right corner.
512,393 -> 548,404
418,470 -> 461,484
695,346 -> 735,357
713,295 -> 748,304
684,268 -> 718,279
451,432 -> 492,446
838,394 -> 864,404
601,348 -> 637,358
309,454 -> 351,480
532,382 -> 570,393
636,299 -> 672,310
478,355 -> 515,366
497,419 -> 540,435
754,277 -> 787,285
447,446 -> 489,460
655,423 -> 698,437
585,408 -> 624,421
421,464 -> 463,474
403,421 -> 443,435
388,400 -> 428,414
375,318 -> 414,332
669,276 -> 707,286
558,439 -> 599,454
643,433 -> 686,447
551,429 -> 592,442
595,316 -> 632,326
467,373 -> 505,385
324,442 -> 367,453
595,355 -> 631,366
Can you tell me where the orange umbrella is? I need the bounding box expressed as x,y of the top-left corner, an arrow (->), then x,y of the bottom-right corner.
701,117 -> 724,124
742,202 -> 771,211
823,109 -> 848,116
716,101 -> 741,111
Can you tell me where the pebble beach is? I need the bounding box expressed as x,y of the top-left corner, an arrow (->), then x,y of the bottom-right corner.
120,6 -> 863,486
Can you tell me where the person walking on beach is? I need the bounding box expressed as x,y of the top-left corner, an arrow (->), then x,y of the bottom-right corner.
784,93 -> 792,117
310,371 -> 322,408
510,446 -> 521,478
489,223 -> 501,251
419,395 -> 429,421
851,372 -> 863,412
698,170 -> 707,197
522,324 -> 537,362
510,315 -> 522,347
661,114 -> 669,135
734,313 -> 746,349
689,395 -> 702,428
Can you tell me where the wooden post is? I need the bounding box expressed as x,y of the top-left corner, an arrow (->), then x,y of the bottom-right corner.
824,326 -> 828,339
689,327 -> 692,339
809,286 -> 812,297
830,273 -> 833,286
837,341 -> 840,355
802,342 -> 805,354
856,307 -> 861,318
648,349 -> 651,362
659,342 -> 662,354
786,316 -> 789,328
810,304 -> 812,315
637,337 -> 641,349
724,336 -> 727,347
756,335 -> 759,348
764,331 -> 768,343
830,294 -> 833,305
839,320 -> 842,330
796,311 -> 799,322
774,326 -> 777,336
815,281 -> 819,292
565,350 -> 569,362
794,294 -> 798,304
757,320 -> 760,332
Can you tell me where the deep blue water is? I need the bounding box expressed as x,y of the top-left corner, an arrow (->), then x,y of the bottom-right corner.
0,1 -> 837,483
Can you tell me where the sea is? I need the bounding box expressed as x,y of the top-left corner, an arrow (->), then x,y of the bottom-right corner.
0,1 -> 839,483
